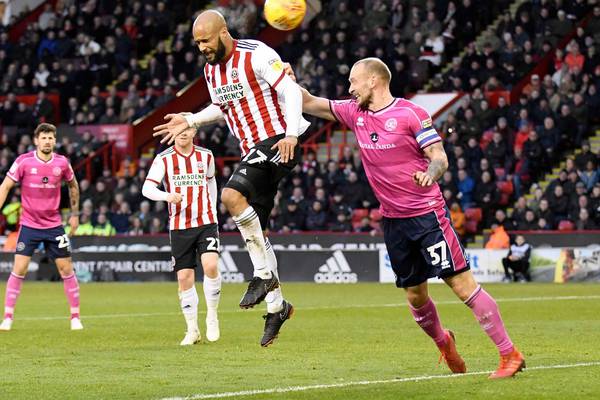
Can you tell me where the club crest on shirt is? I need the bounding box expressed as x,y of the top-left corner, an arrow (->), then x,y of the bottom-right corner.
30,167 -> 38,174
52,167 -> 62,176
231,68 -> 239,81
370,132 -> 379,143
356,117 -> 365,127
385,118 -> 397,131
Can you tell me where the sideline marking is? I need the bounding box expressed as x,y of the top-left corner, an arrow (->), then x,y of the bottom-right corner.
159,361 -> 600,400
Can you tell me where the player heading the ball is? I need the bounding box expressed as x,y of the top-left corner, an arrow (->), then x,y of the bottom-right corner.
152,10 -> 307,347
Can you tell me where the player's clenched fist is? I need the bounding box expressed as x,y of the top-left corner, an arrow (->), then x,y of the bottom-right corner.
413,171 -> 435,187
167,193 -> 183,204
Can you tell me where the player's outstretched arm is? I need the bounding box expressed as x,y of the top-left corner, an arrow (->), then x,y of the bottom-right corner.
67,178 -> 80,235
300,87 -> 336,121
413,142 -> 449,187
283,63 -> 335,122
153,104 -> 225,145
0,177 -> 16,210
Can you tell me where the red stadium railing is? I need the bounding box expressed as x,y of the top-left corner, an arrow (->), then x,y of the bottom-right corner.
73,141 -> 118,182
8,0 -> 58,43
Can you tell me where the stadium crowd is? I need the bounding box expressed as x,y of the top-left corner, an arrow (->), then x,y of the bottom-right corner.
0,0 -> 600,240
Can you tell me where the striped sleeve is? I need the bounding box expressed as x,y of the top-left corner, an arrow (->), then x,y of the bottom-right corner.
407,106 -> 441,149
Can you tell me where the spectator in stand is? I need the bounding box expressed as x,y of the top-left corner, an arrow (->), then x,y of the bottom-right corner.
485,223 -> 510,249
501,235 -> 532,282
93,213 -> 116,236
576,208 -> 597,230
305,201 -> 327,231
280,201 -> 305,232
449,202 -> 466,240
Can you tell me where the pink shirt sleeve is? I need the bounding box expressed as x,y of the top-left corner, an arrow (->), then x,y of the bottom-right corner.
63,161 -> 75,182
407,105 -> 441,149
329,99 -> 356,128
6,157 -> 23,182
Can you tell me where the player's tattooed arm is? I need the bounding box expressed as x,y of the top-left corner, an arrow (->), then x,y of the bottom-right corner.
67,178 -> 80,215
67,178 -> 80,236
414,141 -> 448,187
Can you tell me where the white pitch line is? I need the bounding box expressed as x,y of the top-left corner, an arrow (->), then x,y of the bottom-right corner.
159,361 -> 600,400
15,295 -> 600,321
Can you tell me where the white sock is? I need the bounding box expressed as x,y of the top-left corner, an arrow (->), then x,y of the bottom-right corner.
203,274 -> 221,320
233,206 -> 271,279
264,239 -> 284,313
179,286 -> 199,333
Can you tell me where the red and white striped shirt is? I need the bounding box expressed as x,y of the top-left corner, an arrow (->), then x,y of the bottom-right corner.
205,39 -> 307,155
146,145 -> 217,230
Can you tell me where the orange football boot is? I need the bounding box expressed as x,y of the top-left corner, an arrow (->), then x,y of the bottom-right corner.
438,330 -> 467,373
489,347 -> 526,379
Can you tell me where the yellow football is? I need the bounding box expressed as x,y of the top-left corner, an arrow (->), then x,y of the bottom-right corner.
264,0 -> 307,31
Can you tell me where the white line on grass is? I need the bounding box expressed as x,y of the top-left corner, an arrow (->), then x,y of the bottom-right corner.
16,294 -> 600,321
159,361 -> 600,400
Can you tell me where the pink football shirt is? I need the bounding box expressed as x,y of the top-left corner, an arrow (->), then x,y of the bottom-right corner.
6,151 -> 74,229
330,98 -> 445,218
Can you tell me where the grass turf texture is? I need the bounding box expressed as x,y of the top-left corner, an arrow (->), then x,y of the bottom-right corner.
1,282 -> 600,399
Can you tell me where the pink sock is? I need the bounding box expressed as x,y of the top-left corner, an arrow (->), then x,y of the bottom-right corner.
409,297 -> 447,347
465,285 -> 513,356
62,273 -> 80,319
4,272 -> 24,320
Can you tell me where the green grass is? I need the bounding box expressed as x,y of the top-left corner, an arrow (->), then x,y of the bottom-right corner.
1,282 -> 600,399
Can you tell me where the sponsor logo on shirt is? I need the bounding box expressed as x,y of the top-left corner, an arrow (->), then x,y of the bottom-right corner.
384,118 -> 397,131
358,141 -> 397,150
172,173 -> 206,187
213,83 -> 245,103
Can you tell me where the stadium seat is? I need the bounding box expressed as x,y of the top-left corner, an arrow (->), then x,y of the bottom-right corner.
497,181 -> 514,195
558,220 -> 575,231
352,209 -> 369,223
499,192 -> 511,206
464,208 -> 483,223
369,209 -> 382,222
465,220 -> 479,234
479,130 -> 495,150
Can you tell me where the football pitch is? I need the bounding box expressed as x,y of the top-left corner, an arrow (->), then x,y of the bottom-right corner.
1,282 -> 600,399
